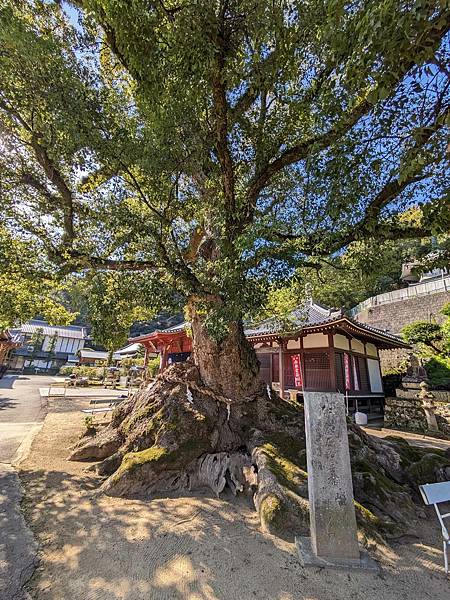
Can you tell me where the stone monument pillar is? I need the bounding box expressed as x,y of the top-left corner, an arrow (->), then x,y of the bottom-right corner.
296,391 -> 377,570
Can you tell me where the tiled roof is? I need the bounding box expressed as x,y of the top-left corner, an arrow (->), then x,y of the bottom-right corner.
244,303 -> 343,337
115,342 -> 143,355
13,349 -> 75,359
129,302 -> 408,349
18,320 -> 87,340
79,348 -> 121,361
244,302 -> 408,348
161,321 -> 189,333
129,322 -> 189,342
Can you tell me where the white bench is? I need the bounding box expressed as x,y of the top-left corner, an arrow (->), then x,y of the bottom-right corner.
420,481 -> 450,574
81,407 -> 115,415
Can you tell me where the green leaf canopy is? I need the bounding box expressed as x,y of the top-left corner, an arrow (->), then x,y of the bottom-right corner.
0,0 -> 449,336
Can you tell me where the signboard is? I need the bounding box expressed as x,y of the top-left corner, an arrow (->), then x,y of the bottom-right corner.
290,354 -> 303,388
344,353 -> 351,390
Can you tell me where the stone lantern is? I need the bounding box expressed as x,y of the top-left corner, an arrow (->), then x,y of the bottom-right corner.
417,381 -> 439,434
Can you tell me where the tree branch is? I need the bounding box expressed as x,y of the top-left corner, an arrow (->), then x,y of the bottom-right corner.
245,13 -> 450,211
211,7 -> 236,232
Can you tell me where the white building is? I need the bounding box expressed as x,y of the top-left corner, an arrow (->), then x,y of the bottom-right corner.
9,320 -> 88,372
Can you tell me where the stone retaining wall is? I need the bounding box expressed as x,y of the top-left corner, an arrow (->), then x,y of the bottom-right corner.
355,291 -> 450,335
355,291 -> 450,374
384,396 -> 450,436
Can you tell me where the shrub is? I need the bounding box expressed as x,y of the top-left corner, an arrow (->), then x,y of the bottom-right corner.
120,357 -> 145,368
59,365 -> 105,380
402,321 -> 442,353
424,356 -> 450,390
59,366 -> 74,376
147,356 -> 160,377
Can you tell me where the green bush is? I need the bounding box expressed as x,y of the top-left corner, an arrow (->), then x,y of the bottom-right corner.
120,356 -> 145,368
425,356 -> 450,390
58,365 -> 105,380
59,366 -> 74,376
147,356 -> 160,377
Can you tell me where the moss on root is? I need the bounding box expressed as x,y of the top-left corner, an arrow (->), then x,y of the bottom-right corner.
106,437 -> 212,493
259,442 -> 307,495
259,492 -> 309,537
115,446 -> 168,476
406,453 -> 450,485
259,494 -> 284,532
353,458 -> 406,499
354,502 -> 400,540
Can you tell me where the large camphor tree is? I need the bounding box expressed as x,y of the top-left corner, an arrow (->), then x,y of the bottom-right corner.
1,0 -> 449,536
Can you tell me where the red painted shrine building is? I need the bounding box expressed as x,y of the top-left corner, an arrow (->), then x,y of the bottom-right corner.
129,302 -> 409,413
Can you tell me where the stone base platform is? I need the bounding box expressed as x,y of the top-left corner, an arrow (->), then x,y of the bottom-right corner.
296,537 -> 379,572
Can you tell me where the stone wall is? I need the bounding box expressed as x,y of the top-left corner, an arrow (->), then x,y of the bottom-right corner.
355,291 -> 450,335
384,396 -> 450,437
355,290 -> 450,374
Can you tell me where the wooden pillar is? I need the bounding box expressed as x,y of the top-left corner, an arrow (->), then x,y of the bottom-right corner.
160,344 -> 168,372
143,346 -> 149,367
328,332 -> 337,391
278,339 -> 286,400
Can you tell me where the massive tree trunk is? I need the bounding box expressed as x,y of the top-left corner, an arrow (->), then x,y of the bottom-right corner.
188,298 -> 261,399
69,308 -> 450,542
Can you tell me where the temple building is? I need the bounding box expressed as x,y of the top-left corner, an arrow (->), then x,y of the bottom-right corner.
8,320 -> 88,373
129,301 -> 409,415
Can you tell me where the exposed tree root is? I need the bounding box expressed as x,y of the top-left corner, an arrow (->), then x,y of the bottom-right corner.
69,362 -> 450,542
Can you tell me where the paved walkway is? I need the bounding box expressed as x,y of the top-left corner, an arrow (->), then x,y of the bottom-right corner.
0,465 -> 37,600
0,374 -> 51,600
364,425 -> 450,451
0,374 -> 50,462
0,375 -> 129,600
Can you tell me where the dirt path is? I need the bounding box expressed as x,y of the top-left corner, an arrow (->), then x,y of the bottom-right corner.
19,402 -> 450,600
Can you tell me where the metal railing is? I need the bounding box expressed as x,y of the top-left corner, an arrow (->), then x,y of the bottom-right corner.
348,275 -> 450,318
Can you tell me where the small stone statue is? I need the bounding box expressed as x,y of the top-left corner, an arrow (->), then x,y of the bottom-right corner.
417,381 -> 439,433
403,354 -> 428,384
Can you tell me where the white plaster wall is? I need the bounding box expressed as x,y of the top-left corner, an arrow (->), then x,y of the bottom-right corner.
303,333 -> 328,348
286,338 -> 300,349
350,338 -> 365,354
367,358 -> 383,392
333,334 -> 350,350
366,343 -> 378,357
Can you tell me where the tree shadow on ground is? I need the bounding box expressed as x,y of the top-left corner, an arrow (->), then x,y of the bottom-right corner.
0,466 -> 38,600
15,405 -> 450,600
0,397 -> 18,411
18,462 -> 450,600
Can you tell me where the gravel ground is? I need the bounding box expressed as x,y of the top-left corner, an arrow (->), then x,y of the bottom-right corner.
18,401 -> 450,600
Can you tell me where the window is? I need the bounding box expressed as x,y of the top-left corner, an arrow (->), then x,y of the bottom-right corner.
304,351 -> 331,390
357,356 -> 370,391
